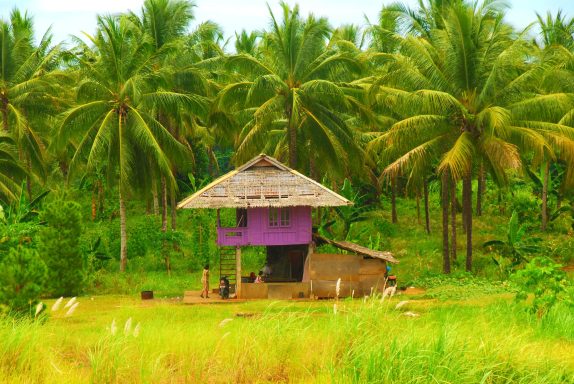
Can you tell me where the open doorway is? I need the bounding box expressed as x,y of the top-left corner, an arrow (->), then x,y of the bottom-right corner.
265,244 -> 308,282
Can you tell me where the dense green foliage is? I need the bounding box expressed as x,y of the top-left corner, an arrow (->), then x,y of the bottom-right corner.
38,200 -> 85,296
0,246 -> 47,314
512,256 -> 574,316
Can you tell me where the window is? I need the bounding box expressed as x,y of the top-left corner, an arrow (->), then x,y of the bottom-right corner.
236,208 -> 248,227
269,208 -> 279,227
281,207 -> 290,226
269,207 -> 290,227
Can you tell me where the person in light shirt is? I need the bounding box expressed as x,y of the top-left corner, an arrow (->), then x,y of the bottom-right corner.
254,271 -> 264,283
200,265 -> 209,298
262,262 -> 272,278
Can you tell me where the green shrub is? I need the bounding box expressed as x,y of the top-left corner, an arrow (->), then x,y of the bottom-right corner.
549,237 -> 574,265
510,189 -> 540,226
409,273 -> 513,300
512,257 -> 574,317
38,200 -> 85,296
0,246 -> 47,314
107,215 -> 163,261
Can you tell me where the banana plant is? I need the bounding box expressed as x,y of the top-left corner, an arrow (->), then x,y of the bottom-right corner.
550,203 -> 574,231
483,211 -> 543,270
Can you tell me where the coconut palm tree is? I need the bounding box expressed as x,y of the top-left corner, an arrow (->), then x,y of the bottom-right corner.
536,10 -> 574,50
0,9 -> 63,198
216,2 -> 364,177
508,12 -> 574,231
0,135 -> 26,204
235,30 -> 260,56
369,0 -> 546,271
55,15 -> 192,271
130,0 -> 210,243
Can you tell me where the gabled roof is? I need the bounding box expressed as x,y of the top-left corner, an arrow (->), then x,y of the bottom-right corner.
178,154 -> 352,209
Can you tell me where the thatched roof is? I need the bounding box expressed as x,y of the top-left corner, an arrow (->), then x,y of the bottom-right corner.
178,154 -> 352,209
314,234 -> 398,264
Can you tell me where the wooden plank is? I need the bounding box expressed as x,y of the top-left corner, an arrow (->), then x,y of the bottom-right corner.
310,253 -> 361,262
241,283 -> 268,299
236,246 -> 242,298
268,284 -> 294,300
310,279 -> 361,298
359,259 -> 387,275
309,253 -> 361,281
359,276 -> 387,293
287,282 -> 310,298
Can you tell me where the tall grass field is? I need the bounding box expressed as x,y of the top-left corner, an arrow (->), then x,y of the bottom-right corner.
1,293 -> 573,383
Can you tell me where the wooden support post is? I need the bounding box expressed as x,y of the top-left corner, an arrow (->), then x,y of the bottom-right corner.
307,242 -> 314,299
235,246 -> 242,299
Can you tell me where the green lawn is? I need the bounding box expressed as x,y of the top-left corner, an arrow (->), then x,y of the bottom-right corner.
2,292 -> 573,383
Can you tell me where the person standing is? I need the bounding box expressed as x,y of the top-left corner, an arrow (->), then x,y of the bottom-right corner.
201,265 -> 210,298
262,262 -> 272,278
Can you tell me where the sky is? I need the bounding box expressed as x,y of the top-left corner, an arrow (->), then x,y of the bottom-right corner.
1,0 -> 574,47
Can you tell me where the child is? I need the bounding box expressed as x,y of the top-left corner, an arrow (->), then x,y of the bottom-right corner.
201,265 -> 209,298
220,276 -> 230,299
254,271 -> 264,283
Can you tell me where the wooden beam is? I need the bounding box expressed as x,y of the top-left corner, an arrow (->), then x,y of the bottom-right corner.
235,246 -> 242,299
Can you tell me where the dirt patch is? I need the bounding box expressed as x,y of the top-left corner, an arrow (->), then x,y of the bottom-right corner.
402,287 -> 426,295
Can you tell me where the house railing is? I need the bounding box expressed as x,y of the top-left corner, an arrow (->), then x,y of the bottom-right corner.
217,227 -> 248,246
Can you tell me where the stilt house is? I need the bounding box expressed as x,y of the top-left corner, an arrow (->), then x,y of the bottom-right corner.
178,154 -> 398,300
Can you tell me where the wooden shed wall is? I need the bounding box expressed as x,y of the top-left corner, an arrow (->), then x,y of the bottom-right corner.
307,253 -> 388,298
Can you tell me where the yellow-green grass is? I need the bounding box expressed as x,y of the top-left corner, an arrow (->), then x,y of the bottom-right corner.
1,294 -> 573,383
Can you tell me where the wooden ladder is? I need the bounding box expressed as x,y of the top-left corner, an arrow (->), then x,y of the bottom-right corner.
219,246 -> 237,292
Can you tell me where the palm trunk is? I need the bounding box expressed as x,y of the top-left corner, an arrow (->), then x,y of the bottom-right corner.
25,156 -> 32,201
416,192 -> 421,225
287,102 -> 297,168
91,184 -> 97,221
161,176 -> 168,232
161,176 -> 170,275
476,162 -> 484,216
497,188 -> 504,214
441,172 -> 450,274
463,172 -> 473,272
541,161 -> 550,231
450,178 -> 457,262
309,155 -> 316,180
391,176 -> 398,224
119,187 -> 128,272
424,179 -> 430,234
98,180 -> 104,214
170,187 -> 177,231
152,181 -> 159,215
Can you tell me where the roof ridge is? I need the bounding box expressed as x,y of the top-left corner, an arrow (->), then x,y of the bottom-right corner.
177,154 -> 352,209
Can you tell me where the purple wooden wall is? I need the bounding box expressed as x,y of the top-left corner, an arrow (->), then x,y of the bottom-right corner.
217,206 -> 312,246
